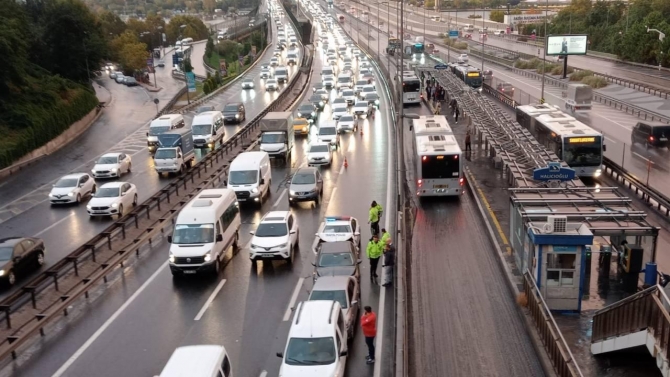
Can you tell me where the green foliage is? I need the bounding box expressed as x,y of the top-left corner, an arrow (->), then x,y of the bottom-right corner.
514,58 -> 543,69
424,0 -> 435,8
183,58 -> 193,73
468,14 -> 482,19
536,63 -> 557,74
165,15 -> 209,45
570,69 -> 595,81
581,76 -> 609,88
443,38 -> 468,50
551,65 -> 575,75
110,31 -> 150,74
206,37 -> 215,59
490,10 -> 504,23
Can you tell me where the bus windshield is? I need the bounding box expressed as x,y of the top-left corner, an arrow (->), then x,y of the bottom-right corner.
421,155 -> 460,179
563,137 -> 602,167
403,80 -> 421,93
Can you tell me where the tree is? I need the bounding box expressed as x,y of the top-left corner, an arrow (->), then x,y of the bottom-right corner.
203,0 -> 216,13
165,15 -> 209,44
118,41 -> 150,73
0,0 -> 29,96
205,37 -> 215,58
98,10 -> 127,38
490,10 -> 504,23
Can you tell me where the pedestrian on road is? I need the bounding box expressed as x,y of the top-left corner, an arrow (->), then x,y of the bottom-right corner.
449,98 -> 457,115
366,235 -> 383,278
373,200 -> 383,221
455,106 -> 461,123
426,87 -> 432,102
382,240 -> 396,286
465,128 -> 472,151
361,306 -> 377,364
434,102 -> 442,115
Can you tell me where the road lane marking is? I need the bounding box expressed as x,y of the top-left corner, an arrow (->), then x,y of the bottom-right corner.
34,212 -> 76,237
194,279 -> 227,321
339,160 -> 346,175
52,261 -> 169,377
259,371 -> 268,377
283,277 -> 305,321
273,189 -> 287,208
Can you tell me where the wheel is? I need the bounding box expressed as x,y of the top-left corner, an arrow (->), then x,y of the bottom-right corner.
132,194 -> 138,206
233,231 -> 239,249
76,193 -> 81,203
127,163 -> 132,173
91,185 -> 97,195
36,251 -> 45,267
6,270 -> 16,286
287,245 -> 294,264
315,195 -> 320,205
213,258 -> 221,275
117,204 -> 124,217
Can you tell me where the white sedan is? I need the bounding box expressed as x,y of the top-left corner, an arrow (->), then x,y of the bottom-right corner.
307,142 -> 333,166
332,106 -> 349,120
337,114 -> 356,133
353,101 -> 369,116
91,152 -> 132,179
49,173 -> 96,204
87,182 -> 138,218
340,89 -> 357,105
270,57 -> 280,66
266,79 -> 279,91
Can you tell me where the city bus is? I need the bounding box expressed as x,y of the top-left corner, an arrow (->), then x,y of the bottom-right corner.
401,75 -> 422,105
452,64 -> 482,89
175,45 -> 192,62
412,116 -> 463,197
516,104 -> 605,178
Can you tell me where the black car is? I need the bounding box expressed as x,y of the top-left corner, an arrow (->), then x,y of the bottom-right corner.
312,240 -> 361,283
632,121 -> 670,149
297,103 -> 318,122
0,237 -> 46,286
309,94 -> 325,111
223,102 -> 246,124
496,82 -> 515,95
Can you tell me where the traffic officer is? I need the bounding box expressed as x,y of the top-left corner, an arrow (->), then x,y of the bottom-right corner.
366,234 -> 384,278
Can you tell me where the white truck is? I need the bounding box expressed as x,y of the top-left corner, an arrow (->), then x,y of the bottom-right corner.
275,66 -> 289,83
259,112 -> 295,160
563,83 -> 592,113
154,128 -> 195,176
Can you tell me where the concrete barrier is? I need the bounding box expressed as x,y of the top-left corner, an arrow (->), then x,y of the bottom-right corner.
0,107 -> 102,180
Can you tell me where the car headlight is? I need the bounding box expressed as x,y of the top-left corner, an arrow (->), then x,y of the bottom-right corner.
111,168 -> 118,173
86,204 -> 92,210
0,270 -> 5,277
91,170 -> 97,174
595,169 -> 602,177
297,112 -> 302,117
111,203 -> 118,208
375,99 -> 380,104
169,253 -> 175,263
290,190 -> 297,195
319,101 -> 324,106
277,243 -> 288,248
235,114 -> 240,119
311,112 -> 316,116
251,188 -> 259,193
302,126 -> 307,131
251,243 -> 260,249
67,192 -> 74,197
204,252 -> 212,262
49,193 -> 54,198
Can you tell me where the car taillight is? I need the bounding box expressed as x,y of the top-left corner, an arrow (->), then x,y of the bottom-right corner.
459,178 -> 464,185
417,179 -> 423,187
650,136 -> 655,141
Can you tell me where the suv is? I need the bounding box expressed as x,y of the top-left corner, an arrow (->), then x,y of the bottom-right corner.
289,167 -> 324,205
249,211 -> 299,263
631,121 -> 670,149
309,276 -> 360,340
223,102 -> 246,124
496,82 -> 514,95
277,300 -> 348,376
312,240 -> 361,282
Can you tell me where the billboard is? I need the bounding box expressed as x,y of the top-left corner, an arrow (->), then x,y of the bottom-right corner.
546,35 -> 588,56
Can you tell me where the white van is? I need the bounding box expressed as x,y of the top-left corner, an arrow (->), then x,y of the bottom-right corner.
167,189 -> 240,276
191,111 -> 225,148
181,37 -> 194,45
227,151 -> 272,205
463,24 -> 475,32
148,114 -> 185,151
158,345 -> 232,377
277,301 -> 348,376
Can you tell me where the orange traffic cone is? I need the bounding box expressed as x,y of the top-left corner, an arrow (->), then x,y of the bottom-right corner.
360,126 -> 364,136
344,157 -> 349,169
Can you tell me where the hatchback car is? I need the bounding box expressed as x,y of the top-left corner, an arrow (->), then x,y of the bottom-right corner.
323,75 -> 335,88
49,173 -> 96,204
313,82 -> 324,92
315,88 -> 330,101
309,276 -> 360,340
241,78 -> 255,89
293,117 -> 310,137
249,211 -> 299,263
307,141 -> 333,167
312,240 -> 361,282
270,57 -> 280,66
196,105 -> 215,114
223,102 -> 246,123
86,181 -> 138,218
496,82 -> 515,95
289,167 -> 324,205
260,66 -> 273,79
0,237 -> 46,286
358,85 -> 377,100
632,122 -> 670,149
332,106 -> 349,121
364,93 -> 380,107
297,103 -> 318,122
91,152 -> 132,179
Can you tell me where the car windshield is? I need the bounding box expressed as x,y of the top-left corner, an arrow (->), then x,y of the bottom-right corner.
333,98 -> 345,104
149,126 -> 170,136
172,224 -> 215,244
319,127 -> 337,136
319,252 -> 354,267
299,105 -> 314,112
356,81 -> 367,86
339,115 -> 354,122
154,149 -> 177,159
0,247 -> 13,261
355,102 -> 367,108
94,187 -> 120,198
310,144 -> 330,153
54,178 -> 78,188
229,170 -> 257,185
338,77 -> 350,83
363,87 -> 374,93
191,124 -> 212,135
342,91 -> 354,97
284,337 -> 336,366
261,133 -> 287,143
310,290 -> 348,309
292,172 -> 316,184
268,80 -> 277,84
310,95 -> 322,102
255,222 -> 288,237
365,94 -> 379,100
224,105 -> 239,112
244,79 -> 253,84
96,156 -> 118,164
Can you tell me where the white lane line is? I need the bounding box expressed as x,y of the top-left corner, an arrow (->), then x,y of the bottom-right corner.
273,189 -> 288,208
34,212 -> 75,237
339,160 -> 346,175
632,152 -> 652,163
283,277 -> 305,321
52,262 -> 169,377
259,371 -> 268,377
194,279 -> 228,321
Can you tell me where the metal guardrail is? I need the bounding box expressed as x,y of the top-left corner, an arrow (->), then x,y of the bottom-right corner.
523,272 -> 584,377
0,37 -> 313,361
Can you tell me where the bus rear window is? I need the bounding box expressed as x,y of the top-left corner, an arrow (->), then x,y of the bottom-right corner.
421,155 -> 460,179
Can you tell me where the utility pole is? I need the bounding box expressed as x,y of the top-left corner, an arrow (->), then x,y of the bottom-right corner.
647,26 -> 666,71
540,0 -> 548,103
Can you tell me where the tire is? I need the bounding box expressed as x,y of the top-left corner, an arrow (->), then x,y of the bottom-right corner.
315,195 -> 320,205
213,258 -> 221,275
117,204 -> 123,217
132,194 -> 138,206
7,270 -> 16,286
287,245 -> 294,264
233,232 -> 239,250
127,163 -> 132,173
76,194 -> 81,203
91,185 -> 97,195
36,251 -> 45,267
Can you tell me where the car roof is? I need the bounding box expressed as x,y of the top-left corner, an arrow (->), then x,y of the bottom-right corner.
99,182 -> 126,188
261,211 -> 290,222
0,237 -> 26,246
312,276 -> 351,291
320,241 -> 354,253
310,141 -> 331,147
60,173 -> 88,180
294,167 -> 318,175
290,301 -> 340,338
100,152 -> 122,158
160,345 -> 226,377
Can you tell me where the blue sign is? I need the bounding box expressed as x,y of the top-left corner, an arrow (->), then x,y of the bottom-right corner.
146,58 -> 154,67
434,64 -> 449,70
449,30 -> 459,39
186,72 -> 197,93
533,162 -> 576,182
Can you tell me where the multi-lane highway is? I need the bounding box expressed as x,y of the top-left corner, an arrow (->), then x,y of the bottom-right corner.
336,6 -> 546,376
0,4 -> 396,376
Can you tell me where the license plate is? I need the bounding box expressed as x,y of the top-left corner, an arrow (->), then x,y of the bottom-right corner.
262,254 -> 274,258
183,270 -> 196,274
661,138 -> 668,141
434,184 -> 448,188
237,198 -> 247,202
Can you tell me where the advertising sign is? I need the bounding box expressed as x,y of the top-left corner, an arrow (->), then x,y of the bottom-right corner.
448,30 -> 459,39
533,162 -> 576,182
146,58 -> 154,67
504,14 -> 554,25
186,72 -> 197,93
546,35 -> 588,56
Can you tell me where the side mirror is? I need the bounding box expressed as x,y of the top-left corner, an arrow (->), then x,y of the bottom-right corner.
603,144 -> 607,152
354,232 -> 360,236
311,261 -> 316,266
250,231 -> 255,235
216,234 -> 223,242
357,260 -> 362,265
340,350 -> 348,357
13,256 -> 21,262
260,178 -> 265,185
351,300 -> 358,306
146,132 -> 149,137
276,352 -> 283,358
290,230 -> 297,234
121,192 -> 126,196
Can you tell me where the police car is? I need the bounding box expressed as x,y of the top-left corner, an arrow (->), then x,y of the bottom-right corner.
311,216 -> 361,254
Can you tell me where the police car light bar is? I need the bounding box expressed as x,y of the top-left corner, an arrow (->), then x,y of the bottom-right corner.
326,216 -> 351,221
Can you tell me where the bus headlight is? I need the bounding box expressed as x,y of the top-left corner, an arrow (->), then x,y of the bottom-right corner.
594,169 -> 602,177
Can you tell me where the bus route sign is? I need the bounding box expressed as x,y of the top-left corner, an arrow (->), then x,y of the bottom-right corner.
533,162 -> 576,182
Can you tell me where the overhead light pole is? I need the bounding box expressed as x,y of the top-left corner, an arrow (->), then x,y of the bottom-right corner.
647,26 -> 666,71
540,0 -> 548,103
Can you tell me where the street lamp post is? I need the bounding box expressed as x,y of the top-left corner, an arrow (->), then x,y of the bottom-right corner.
647,26 -> 666,71
178,24 -> 191,104
540,0 -> 548,103
481,6 -> 485,72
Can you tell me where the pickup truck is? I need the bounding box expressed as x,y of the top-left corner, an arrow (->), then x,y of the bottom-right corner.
154,128 -> 195,176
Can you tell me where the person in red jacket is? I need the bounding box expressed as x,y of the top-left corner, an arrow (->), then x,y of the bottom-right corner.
361,306 -> 377,364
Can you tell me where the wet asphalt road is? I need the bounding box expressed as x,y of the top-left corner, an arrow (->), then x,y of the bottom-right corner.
0,8 -> 393,377
337,8 -> 546,376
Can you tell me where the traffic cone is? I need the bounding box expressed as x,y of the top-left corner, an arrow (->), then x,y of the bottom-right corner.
360,126 -> 364,136
344,157 -> 348,169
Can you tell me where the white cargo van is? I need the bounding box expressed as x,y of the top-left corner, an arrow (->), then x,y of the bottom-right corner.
191,111 -> 225,148
227,151 -> 272,205
148,114 -> 185,151
167,189 -> 240,276
158,345 -> 232,377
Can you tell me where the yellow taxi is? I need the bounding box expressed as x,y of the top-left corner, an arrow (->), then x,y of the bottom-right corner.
293,117 -> 310,136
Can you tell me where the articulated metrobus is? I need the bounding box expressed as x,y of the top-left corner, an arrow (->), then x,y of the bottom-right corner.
516,104 -> 605,178
452,64 -> 482,89
412,116 -> 463,197
401,75 -> 422,105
